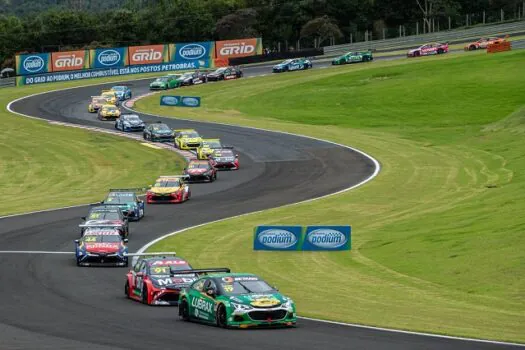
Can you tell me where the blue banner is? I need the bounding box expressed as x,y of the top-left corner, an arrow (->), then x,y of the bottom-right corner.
253,226 -> 302,251
301,226 -> 351,251
16,53 -> 52,76
160,96 -> 201,107
169,41 -> 214,69
90,47 -> 128,69
16,61 -> 200,86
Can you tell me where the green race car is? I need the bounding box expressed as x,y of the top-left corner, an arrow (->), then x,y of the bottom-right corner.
179,273 -> 297,328
196,138 -> 222,159
332,51 -> 373,65
149,76 -> 180,90
101,189 -> 145,221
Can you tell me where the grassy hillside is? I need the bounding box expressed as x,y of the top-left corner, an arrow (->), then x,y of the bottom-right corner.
136,51 -> 525,342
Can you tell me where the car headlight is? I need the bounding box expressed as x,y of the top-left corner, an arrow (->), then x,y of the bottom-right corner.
231,302 -> 251,311
123,122 -> 130,126
283,300 -> 294,309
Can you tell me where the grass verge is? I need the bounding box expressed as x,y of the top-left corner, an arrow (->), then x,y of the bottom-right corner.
0,73 -> 185,216
136,51 -> 525,342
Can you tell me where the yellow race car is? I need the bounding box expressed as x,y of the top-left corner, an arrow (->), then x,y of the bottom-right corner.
196,138 -> 222,159
88,96 -> 107,113
97,104 -> 121,120
174,129 -> 203,150
146,175 -> 191,203
101,90 -> 119,105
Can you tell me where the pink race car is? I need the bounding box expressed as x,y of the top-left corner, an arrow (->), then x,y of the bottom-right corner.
407,43 -> 448,57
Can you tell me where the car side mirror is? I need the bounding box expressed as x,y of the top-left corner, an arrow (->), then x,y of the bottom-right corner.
123,239 -> 129,243
206,288 -> 216,298
74,239 -> 79,244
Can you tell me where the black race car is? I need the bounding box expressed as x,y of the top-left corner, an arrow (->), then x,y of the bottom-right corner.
176,71 -> 208,86
209,148 -> 239,170
206,66 -> 243,81
115,113 -> 146,132
143,122 -> 174,142
183,158 -> 217,182
80,204 -> 129,237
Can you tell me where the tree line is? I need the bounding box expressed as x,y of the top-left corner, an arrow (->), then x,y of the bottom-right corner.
1,0 -> 523,69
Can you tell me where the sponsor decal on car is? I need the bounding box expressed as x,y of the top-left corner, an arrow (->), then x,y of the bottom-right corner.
192,297 -> 213,313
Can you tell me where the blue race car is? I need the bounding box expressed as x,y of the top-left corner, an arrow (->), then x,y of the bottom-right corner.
101,189 -> 145,221
75,227 -> 129,267
115,113 -> 146,132
111,85 -> 132,100
272,58 -> 312,73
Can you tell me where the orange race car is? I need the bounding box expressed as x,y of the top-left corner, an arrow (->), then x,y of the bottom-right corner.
464,37 -> 505,51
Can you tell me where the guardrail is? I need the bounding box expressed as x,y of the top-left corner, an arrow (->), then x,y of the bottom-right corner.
324,20 -> 525,56
0,77 -> 15,88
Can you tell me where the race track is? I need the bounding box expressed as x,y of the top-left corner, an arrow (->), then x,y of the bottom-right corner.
1,61 -> 522,349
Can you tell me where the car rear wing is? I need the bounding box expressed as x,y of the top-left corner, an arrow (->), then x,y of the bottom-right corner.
89,203 -> 125,207
168,268 -> 231,276
125,252 -> 177,257
109,188 -> 148,192
79,223 -> 123,228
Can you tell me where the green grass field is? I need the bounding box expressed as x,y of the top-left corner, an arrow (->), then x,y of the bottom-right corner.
136,51 -> 525,342
0,74 -> 185,216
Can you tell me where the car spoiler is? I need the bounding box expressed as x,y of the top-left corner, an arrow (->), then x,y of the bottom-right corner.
168,268 -> 231,275
109,188 -> 148,192
89,203 -> 125,207
125,252 -> 177,257
79,223 -> 123,228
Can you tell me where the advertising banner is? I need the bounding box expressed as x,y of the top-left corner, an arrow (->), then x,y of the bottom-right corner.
253,226 -> 302,251
16,61 -> 199,86
160,95 -> 201,107
169,41 -> 214,69
51,50 -> 90,72
128,44 -> 169,65
90,47 -> 129,69
16,53 -> 52,76
301,226 -> 351,251
215,37 -> 262,60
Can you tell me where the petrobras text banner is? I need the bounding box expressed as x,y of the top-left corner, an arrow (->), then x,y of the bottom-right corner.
16,61 -> 200,86
51,50 -> 90,72
253,226 -> 302,251
90,47 -> 129,69
301,226 -> 351,251
169,41 -> 214,68
215,38 -> 262,60
16,53 -> 52,76
128,44 -> 169,65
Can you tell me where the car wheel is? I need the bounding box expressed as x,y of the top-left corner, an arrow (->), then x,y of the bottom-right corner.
143,133 -> 146,140
216,304 -> 227,328
124,258 -> 129,267
437,49 -> 444,54
142,285 -> 149,304
179,299 -> 190,321
470,45 -> 476,51
125,281 -> 131,297
209,175 -> 214,183
76,257 -> 81,266
415,51 -> 420,57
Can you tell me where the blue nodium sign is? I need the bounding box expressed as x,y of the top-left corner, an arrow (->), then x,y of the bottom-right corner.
253,225 -> 351,251
253,226 -> 302,251
160,95 -> 201,107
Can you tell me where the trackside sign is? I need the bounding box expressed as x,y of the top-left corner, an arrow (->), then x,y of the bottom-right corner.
253,225 -> 351,251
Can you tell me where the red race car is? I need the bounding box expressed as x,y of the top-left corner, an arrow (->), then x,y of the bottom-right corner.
407,42 -> 448,57
183,158 -> 217,182
464,37 -> 505,51
146,175 -> 191,204
209,148 -> 239,170
124,253 -> 229,306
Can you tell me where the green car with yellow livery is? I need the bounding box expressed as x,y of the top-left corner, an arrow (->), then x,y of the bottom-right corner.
178,273 -> 297,328
196,139 -> 222,159
331,51 -> 373,65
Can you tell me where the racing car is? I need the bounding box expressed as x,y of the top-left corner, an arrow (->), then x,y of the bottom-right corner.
184,158 -> 217,182
464,37 -> 505,51
146,175 -> 191,204
101,90 -> 119,105
196,138 -> 222,160
81,204 -> 129,237
149,75 -> 181,90
174,129 -> 203,150
88,96 -> 107,113
206,66 -> 243,81
176,71 -> 208,86
125,253 -> 230,306
98,104 -> 121,121
75,227 -> 129,267
179,273 -> 297,328
143,122 -> 174,142
332,51 -> 373,65
101,189 -> 145,221
209,148 -> 239,170
407,42 -> 448,57
110,85 -> 132,100
272,58 -> 312,73
115,113 -> 145,132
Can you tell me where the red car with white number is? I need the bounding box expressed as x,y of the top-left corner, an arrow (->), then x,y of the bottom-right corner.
407,42 -> 448,57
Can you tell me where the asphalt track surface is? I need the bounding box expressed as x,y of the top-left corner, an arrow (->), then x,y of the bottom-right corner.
1,59 -> 522,350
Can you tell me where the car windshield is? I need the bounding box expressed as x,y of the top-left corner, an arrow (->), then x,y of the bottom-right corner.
111,86 -> 125,91
123,115 -> 140,121
181,73 -> 193,78
151,124 -> 170,131
180,131 -> 199,138
214,68 -> 227,73
102,92 -> 115,97
188,162 -> 209,169
105,192 -> 135,204
216,149 -> 234,157
203,140 -> 221,148
281,59 -> 293,64
156,77 -> 168,82
88,211 -> 120,220
220,279 -> 274,295
104,106 -> 118,111
154,179 -> 180,187
93,98 -> 105,104
149,261 -> 191,275
82,234 -> 122,243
